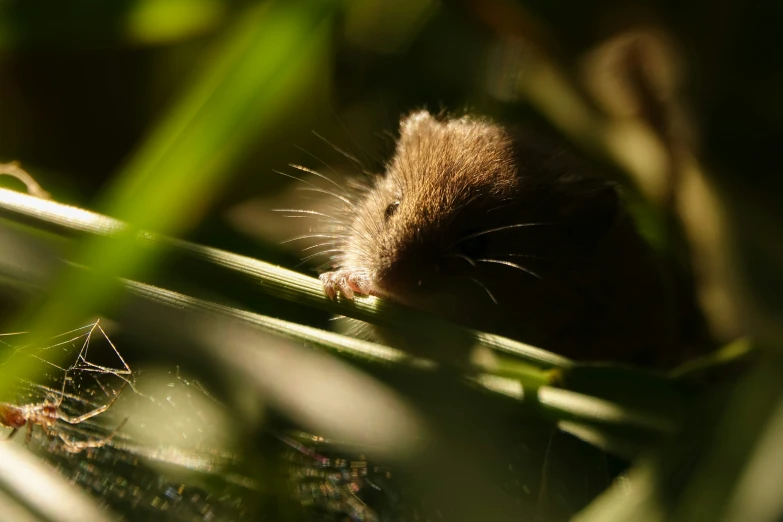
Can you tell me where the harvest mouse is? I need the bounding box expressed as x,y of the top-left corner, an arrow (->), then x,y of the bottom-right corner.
316,110 -> 682,367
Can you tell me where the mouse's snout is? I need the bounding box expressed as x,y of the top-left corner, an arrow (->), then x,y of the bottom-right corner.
373,236 -> 442,295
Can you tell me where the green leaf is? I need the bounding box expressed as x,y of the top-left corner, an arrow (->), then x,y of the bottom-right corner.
575,350 -> 783,522
0,0 -> 233,49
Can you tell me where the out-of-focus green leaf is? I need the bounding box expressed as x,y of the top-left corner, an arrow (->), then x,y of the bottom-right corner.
0,0 -> 231,49
536,386 -> 678,436
122,278 -> 434,369
575,350 -> 783,522
533,384 -> 680,459
0,443 -> 115,522
669,337 -> 755,380
556,363 -> 694,423
1,0 -> 339,391
105,1 -> 335,231
670,351 -> 783,521
123,0 -> 228,45
556,420 -> 662,460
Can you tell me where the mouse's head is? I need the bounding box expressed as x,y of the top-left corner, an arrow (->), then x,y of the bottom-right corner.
336,110 -> 619,314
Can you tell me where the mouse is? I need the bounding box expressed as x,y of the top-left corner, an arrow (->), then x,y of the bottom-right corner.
316,110 -> 685,367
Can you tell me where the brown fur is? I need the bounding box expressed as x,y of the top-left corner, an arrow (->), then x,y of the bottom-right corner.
324,110 -> 683,367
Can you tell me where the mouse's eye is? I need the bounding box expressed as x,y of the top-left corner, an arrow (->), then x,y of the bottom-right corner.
384,201 -> 400,221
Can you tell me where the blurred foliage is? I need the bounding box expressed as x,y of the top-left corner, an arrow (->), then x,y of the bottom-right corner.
0,0 -> 781,521
0,0 -> 233,49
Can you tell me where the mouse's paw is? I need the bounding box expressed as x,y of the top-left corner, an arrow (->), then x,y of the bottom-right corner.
319,270 -> 372,300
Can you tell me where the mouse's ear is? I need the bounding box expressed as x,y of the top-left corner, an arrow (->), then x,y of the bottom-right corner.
560,182 -> 620,251
399,110 -> 436,137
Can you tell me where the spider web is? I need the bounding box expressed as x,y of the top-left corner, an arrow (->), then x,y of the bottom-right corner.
0,322 -> 131,424
0,322 -> 414,522
0,321 -> 260,521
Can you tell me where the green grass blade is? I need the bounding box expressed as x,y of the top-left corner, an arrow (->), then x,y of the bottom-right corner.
575,350 -> 783,522
0,187 -> 574,372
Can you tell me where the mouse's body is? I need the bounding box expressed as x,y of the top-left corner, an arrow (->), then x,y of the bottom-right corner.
319,110 -> 681,367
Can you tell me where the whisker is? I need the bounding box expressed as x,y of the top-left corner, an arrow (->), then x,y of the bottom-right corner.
272,170 -> 351,206
297,249 -> 343,263
347,178 -> 372,193
485,200 -> 518,214
475,259 -> 541,280
294,145 -> 346,179
276,215 -> 344,227
494,253 -> 548,261
293,145 -> 333,169
465,277 -> 498,305
314,260 -> 335,272
272,209 -> 345,223
329,103 -> 382,167
374,131 -> 395,144
289,164 -> 344,190
295,186 -> 352,206
443,253 -> 477,267
273,169 -> 312,186
281,234 -> 342,244
454,222 -> 557,245
301,241 -> 338,252
277,216 -> 342,225
272,208 -> 331,216
312,131 -> 363,168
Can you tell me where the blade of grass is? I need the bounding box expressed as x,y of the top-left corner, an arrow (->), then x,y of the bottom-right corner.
536,386 -> 678,436
0,217 -> 676,456
0,187 -> 574,371
0,444 -> 115,522
574,350 -> 782,522
0,189 -> 683,456
119,278 -> 670,442
121,277 -> 435,369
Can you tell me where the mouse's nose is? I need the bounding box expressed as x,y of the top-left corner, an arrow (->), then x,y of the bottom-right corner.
374,239 -> 439,293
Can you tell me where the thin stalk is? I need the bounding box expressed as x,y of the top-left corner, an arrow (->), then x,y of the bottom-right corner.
0,188 -> 574,370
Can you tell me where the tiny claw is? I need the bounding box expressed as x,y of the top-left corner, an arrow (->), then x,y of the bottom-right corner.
319,270 -> 371,300
319,273 -> 338,300
339,279 -> 355,299
346,272 -> 372,295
